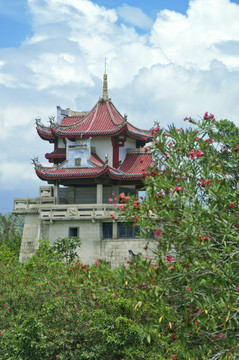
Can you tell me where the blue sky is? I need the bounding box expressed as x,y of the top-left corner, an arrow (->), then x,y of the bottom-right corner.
0,0 -> 190,48
1,0 -> 239,212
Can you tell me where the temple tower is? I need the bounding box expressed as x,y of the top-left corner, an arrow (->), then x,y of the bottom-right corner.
14,74 -> 154,267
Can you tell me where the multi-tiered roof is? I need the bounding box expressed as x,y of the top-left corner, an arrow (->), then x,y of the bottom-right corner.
34,74 -> 153,185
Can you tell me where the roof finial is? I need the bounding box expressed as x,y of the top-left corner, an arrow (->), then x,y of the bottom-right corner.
102,59 -> 108,100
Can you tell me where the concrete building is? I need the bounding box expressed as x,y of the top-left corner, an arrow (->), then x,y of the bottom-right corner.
14,74 -> 155,267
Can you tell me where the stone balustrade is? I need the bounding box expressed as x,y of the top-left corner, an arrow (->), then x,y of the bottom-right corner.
13,198 -> 115,220
14,197 -> 55,211
40,204 -> 115,219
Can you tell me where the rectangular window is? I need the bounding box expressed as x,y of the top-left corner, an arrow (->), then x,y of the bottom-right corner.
103,222 -> 113,239
75,158 -> 81,166
68,227 -> 79,237
117,222 -> 138,239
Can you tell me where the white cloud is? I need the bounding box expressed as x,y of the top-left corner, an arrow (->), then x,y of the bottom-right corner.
1,0 -> 239,212
117,4 -> 153,29
0,162 -> 37,188
150,0 -> 239,70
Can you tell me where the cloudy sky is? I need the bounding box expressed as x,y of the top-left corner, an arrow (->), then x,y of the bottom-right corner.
1,0 -> 239,213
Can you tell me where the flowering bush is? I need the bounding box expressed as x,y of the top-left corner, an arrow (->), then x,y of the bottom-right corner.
0,114 -> 238,359
119,114 -> 239,359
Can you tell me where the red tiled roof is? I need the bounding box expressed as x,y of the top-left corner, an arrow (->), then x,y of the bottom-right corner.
36,166 -> 108,180
35,152 -> 153,181
45,148 -> 66,160
36,99 -> 152,143
61,115 -> 85,126
51,100 -> 152,141
90,153 -> 105,167
109,153 -> 153,179
37,126 -> 56,141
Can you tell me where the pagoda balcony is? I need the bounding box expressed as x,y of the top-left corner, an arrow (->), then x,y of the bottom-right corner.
13,199 -> 115,220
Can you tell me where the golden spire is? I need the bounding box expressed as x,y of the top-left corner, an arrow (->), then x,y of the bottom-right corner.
102,59 -> 109,100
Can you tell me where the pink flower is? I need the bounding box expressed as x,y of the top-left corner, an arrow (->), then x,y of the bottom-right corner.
230,202 -> 236,208
112,293 -> 116,298
205,138 -> 214,143
166,255 -> 173,262
151,126 -> 160,136
108,197 -> 113,203
237,286 -> 239,292
204,112 -> 214,120
36,284 -> 40,287
111,215 -> 115,220
188,149 -> 204,159
56,356 -> 60,358
199,236 -> 210,242
187,287 -> 191,291
196,150 -> 204,158
154,229 -> 162,237
194,136 -> 200,141
200,178 -> 206,187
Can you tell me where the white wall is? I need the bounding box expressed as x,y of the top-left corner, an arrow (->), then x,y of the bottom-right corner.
119,137 -> 136,164
58,138 -> 65,149
91,137 -> 113,166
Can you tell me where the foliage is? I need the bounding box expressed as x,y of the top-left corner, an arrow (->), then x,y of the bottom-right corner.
51,236 -> 82,263
212,119 -> 239,180
0,213 -> 23,257
0,113 -> 238,359
214,119 -> 239,149
0,244 -> 171,360
117,112 -> 239,359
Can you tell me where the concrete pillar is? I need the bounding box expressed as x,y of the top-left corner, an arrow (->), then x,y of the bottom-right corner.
19,214 -> 39,262
113,221 -> 118,239
97,184 -> 103,204
54,183 -> 59,204
68,186 -> 75,204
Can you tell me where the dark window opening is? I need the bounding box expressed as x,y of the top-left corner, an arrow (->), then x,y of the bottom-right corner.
117,222 -> 139,239
103,222 -> 113,239
75,158 -> 81,166
69,227 -> 79,237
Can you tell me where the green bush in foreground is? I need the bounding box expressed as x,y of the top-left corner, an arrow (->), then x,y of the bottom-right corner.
0,244 -> 167,360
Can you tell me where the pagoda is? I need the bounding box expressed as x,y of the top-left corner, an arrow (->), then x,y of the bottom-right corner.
14,74 -> 154,267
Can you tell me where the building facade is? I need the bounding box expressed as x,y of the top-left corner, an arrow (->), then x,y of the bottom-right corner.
14,74 -> 155,267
